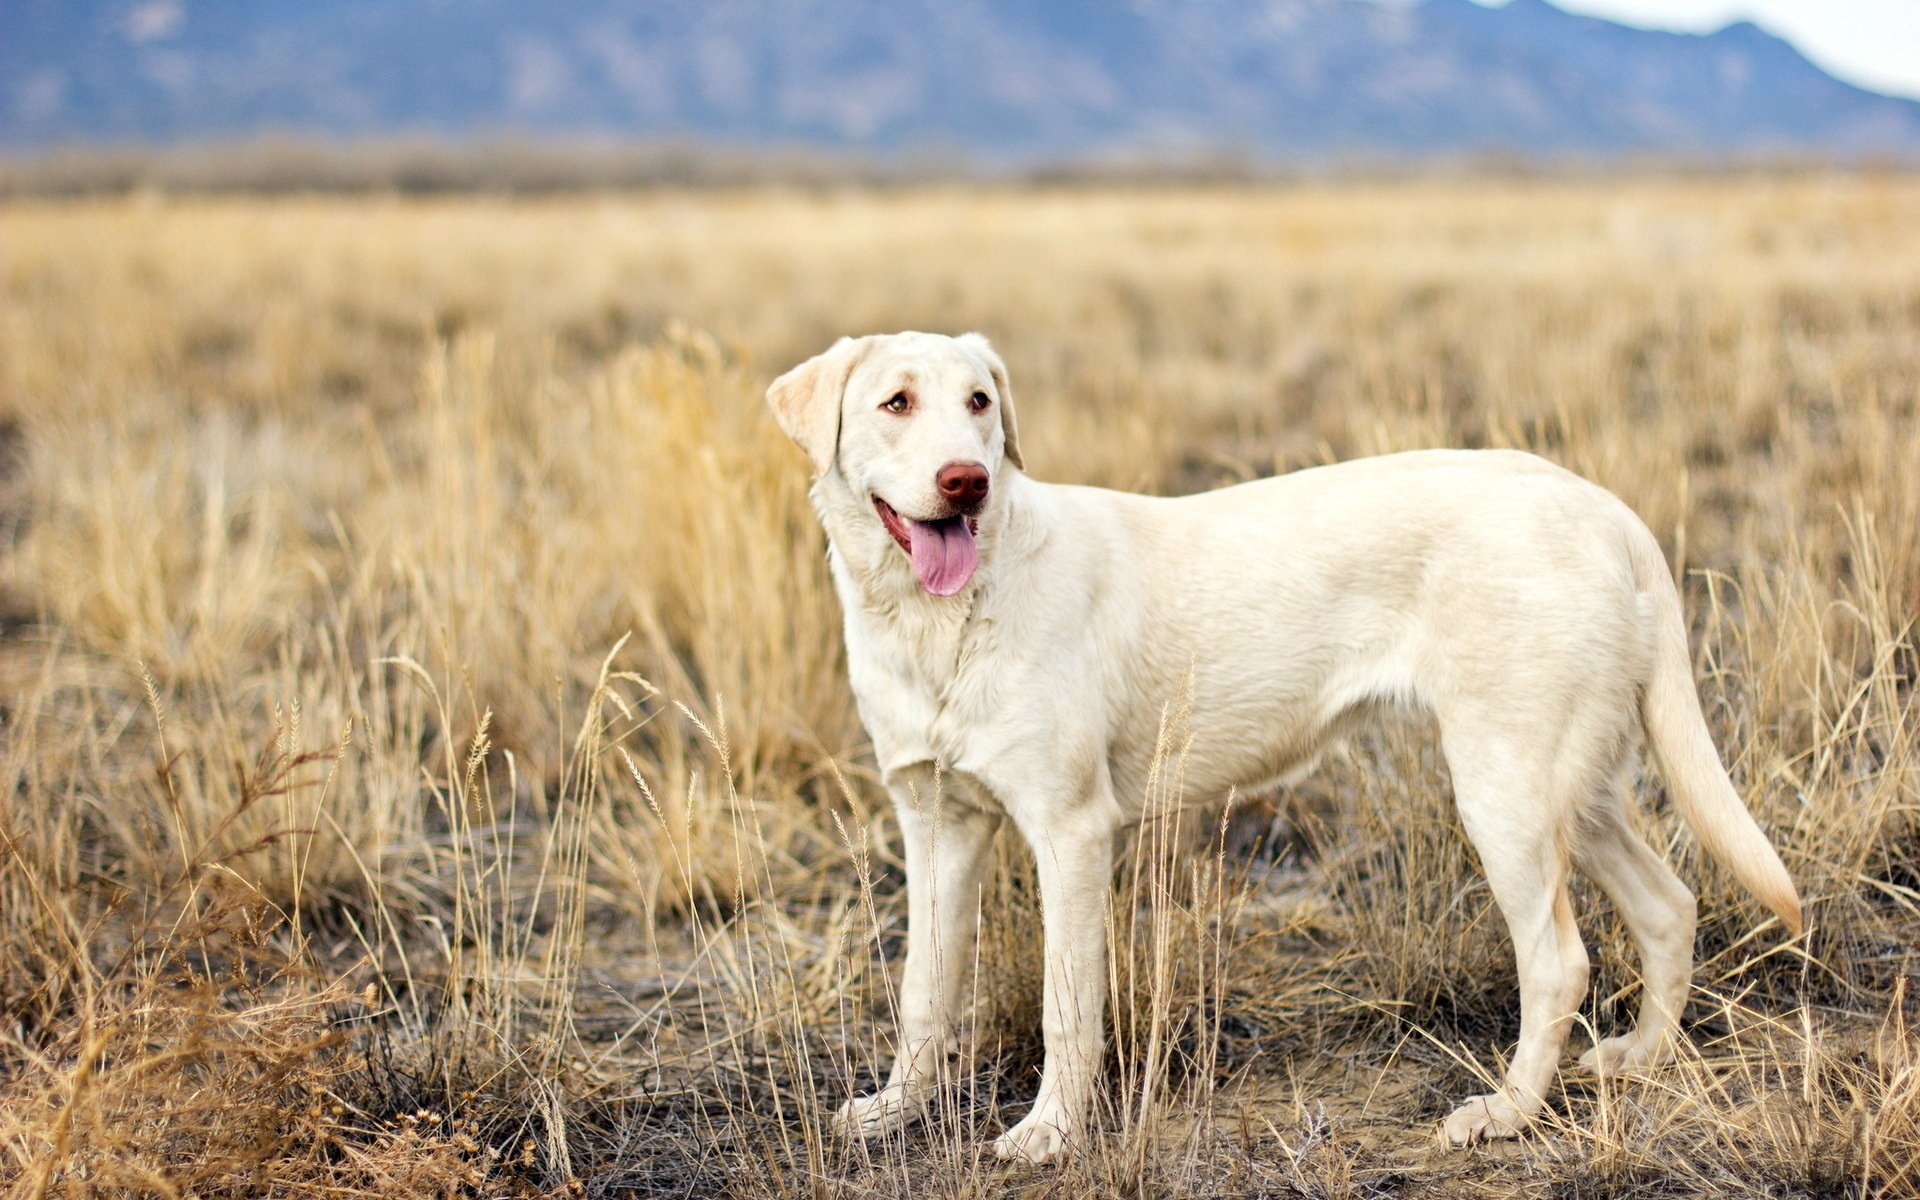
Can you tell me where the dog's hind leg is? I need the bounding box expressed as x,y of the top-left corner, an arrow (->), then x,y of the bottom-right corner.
1438,724 -> 1592,1146
1571,769 -> 1696,1078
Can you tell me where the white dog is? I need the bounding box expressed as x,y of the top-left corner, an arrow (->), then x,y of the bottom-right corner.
766,331 -> 1801,1163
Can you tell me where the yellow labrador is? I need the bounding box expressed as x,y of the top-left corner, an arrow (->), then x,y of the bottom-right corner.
767,331 -> 1800,1163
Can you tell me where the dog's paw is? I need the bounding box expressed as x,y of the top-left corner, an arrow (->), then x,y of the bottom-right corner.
991,1109 -> 1074,1164
832,1086 -> 920,1139
1577,1034 -> 1669,1079
1441,1092 -> 1528,1146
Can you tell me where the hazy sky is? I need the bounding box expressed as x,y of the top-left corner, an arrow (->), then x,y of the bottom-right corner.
1472,0 -> 1920,100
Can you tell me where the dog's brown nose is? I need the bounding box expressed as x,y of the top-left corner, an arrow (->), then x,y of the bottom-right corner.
936,461 -> 990,511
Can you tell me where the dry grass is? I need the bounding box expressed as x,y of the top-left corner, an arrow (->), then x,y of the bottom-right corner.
0,175 -> 1916,1197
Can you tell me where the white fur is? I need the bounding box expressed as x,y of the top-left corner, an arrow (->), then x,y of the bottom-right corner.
766,331 -> 1801,1163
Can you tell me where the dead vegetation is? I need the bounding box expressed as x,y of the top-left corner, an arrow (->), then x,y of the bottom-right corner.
0,176 -> 1915,1197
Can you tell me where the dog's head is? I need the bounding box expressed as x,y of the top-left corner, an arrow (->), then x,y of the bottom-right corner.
767,331 -> 1023,597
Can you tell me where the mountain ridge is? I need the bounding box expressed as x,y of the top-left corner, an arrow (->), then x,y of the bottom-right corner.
5,0 -> 1918,160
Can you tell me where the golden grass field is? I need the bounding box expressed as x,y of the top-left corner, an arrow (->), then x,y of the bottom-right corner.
0,175 -> 1916,1197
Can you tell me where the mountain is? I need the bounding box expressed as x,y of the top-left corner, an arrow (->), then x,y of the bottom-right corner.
5,0 -> 1919,160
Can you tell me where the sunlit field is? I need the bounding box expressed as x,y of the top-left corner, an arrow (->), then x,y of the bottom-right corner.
1,176 -> 1916,1197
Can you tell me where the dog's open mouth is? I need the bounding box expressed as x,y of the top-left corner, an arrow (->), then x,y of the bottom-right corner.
873,497 -> 980,597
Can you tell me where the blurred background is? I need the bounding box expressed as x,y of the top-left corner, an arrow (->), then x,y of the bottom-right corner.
5,0 -> 1920,189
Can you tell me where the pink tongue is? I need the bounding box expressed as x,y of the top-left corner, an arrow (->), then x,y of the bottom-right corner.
906,517 -> 979,596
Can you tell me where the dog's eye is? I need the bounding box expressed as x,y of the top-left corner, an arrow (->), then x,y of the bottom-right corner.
882,392 -> 910,414
969,390 -> 992,412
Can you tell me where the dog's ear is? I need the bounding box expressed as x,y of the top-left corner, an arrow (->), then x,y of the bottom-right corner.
957,332 -> 1023,471
766,336 -> 872,477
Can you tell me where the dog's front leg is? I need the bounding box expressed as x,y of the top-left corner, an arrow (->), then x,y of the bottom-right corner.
836,782 -> 1001,1139
993,805 -> 1116,1164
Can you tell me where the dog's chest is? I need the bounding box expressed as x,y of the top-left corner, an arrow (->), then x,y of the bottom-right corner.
840,590 -> 1007,777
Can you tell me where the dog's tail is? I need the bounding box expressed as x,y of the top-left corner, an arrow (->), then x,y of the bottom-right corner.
1630,527 -> 1802,936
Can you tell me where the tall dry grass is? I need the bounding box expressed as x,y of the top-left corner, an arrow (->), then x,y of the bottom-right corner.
0,176 -> 1915,1196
